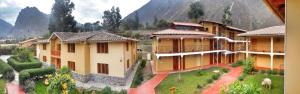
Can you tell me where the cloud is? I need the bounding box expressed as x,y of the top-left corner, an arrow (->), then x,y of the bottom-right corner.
0,0 -> 150,25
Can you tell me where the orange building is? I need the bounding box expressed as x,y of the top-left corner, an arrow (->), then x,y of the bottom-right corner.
152,21 -> 248,73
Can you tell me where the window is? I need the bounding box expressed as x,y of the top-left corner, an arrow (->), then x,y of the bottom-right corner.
97,43 -> 108,53
43,44 -> 47,50
68,43 -> 75,53
68,61 -> 75,71
126,42 -> 129,51
42,56 -> 47,62
127,59 -> 130,68
97,63 -> 109,74
57,44 -> 61,51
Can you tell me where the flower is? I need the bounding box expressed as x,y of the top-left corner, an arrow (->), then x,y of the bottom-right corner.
44,79 -> 49,85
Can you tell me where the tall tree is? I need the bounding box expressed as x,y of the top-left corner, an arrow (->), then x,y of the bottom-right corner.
222,5 -> 233,25
188,1 -> 204,22
102,6 -> 122,32
49,0 -> 77,33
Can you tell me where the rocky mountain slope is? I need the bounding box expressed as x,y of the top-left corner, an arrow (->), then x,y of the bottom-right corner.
0,19 -> 13,37
8,7 -> 49,39
123,0 -> 283,30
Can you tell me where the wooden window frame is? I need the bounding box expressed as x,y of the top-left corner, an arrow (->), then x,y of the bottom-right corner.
67,61 -> 75,71
97,63 -> 109,74
97,43 -> 108,53
42,44 -> 47,50
42,56 -> 47,62
126,42 -> 129,51
67,43 -> 75,53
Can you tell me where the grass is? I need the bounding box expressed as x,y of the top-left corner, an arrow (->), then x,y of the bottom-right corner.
237,73 -> 284,94
0,79 -> 6,94
155,67 -> 224,94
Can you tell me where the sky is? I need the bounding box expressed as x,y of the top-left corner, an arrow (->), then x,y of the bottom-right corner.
0,0 -> 150,25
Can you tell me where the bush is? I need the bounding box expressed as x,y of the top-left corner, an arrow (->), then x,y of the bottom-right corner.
19,67 -> 55,85
140,59 -> 147,68
23,79 -> 35,93
238,74 -> 247,81
197,70 -> 205,76
222,68 -> 229,73
279,70 -> 284,75
12,48 -> 34,62
131,61 -> 145,87
0,59 -> 15,82
119,90 -> 127,94
272,70 -> 278,75
7,57 -> 42,72
243,58 -> 254,74
267,70 -> 273,75
206,79 -> 213,84
212,73 -> 221,80
231,60 -> 244,67
102,86 -> 112,94
197,84 -> 203,89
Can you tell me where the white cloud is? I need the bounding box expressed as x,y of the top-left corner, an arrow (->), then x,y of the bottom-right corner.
0,0 -> 150,25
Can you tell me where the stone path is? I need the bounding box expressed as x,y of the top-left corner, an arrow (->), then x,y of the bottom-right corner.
128,72 -> 168,94
202,66 -> 243,94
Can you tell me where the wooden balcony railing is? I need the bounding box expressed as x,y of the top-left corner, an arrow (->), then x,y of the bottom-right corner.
250,45 -> 271,52
157,45 -> 210,53
235,46 -> 246,51
274,46 -> 284,53
51,50 -> 60,56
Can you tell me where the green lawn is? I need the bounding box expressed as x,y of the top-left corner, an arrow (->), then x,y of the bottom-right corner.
0,79 -> 6,94
155,67 -> 225,94
242,73 -> 284,94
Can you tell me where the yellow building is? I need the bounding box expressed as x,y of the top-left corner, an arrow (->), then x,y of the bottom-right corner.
35,31 -> 138,85
152,21 -> 248,73
238,25 -> 285,70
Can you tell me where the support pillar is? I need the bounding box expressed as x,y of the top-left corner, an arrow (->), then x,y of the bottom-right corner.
270,37 -> 274,70
246,37 -> 249,58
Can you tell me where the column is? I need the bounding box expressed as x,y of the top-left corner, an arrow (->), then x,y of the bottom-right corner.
216,38 -> 219,66
270,37 -> 274,70
156,37 -> 159,53
246,37 -> 249,58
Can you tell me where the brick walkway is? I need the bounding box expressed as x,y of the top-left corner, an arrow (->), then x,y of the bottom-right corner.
128,73 -> 168,94
6,83 -> 25,94
202,66 -> 243,94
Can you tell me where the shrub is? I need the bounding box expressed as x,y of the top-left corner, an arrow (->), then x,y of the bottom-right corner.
7,57 -> 42,72
119,90 -> 127,94
267,70 -> 273,75
222,68 -> 229,73
206,79 -> 213,84
197,70 -> 205,76
23,79 -> 35,93
12,48 -> 34,62
140,59 -> 147,68
131,61 -> 145,87
238,74 -> 247,81
102,86 -> 112,94
0,59 -> 15,82
243,58 -> 254,74
272,70 -> 278,75
231,60 -> 244,67
19,67 -> 55,85
212,73 -> 221,80
197,84 -> 203,89
225,82 -> 262,94
279,70 -> 284,75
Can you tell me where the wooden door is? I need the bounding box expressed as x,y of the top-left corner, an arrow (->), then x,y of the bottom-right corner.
210,53 -> 213,65
173,56 -> 179,71
173,39 -> 178,52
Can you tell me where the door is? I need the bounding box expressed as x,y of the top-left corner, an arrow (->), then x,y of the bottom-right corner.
173,39 -> 179,52
210,53 -> 213,65
56,58 -> 61,69
173,56 -> 179,71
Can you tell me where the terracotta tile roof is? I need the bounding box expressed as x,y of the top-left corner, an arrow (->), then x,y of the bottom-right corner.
226,26 -> 247,32
19,38 -> 38,44
172,22 -> 203,27
238,25 -> 285,37
50,31 -> 137,43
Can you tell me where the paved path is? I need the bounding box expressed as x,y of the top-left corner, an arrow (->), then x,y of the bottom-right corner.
1,55 -> 25,94
202,66 -> 242,94
128,73 -> 168,94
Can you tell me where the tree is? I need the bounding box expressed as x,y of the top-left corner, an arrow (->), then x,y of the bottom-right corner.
222,5 -> 233,25
188,1 -> 204,22
102,6 -> 122,32
49,0 -> 77,33
156,19 -> 170,29
81,21 -> 102,32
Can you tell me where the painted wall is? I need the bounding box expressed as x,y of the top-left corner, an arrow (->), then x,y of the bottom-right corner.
37,43 -> 51,63
252,54 -> 271,68
250,37 -> 271,52
157,57 -> 173,72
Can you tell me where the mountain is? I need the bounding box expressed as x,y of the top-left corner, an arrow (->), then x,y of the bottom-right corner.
0,19 -> 13,37
123,0 -> 283,30
8,7 -> 49,39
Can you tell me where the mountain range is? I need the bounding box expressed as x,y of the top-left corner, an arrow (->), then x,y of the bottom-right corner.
123,0 -> 283,30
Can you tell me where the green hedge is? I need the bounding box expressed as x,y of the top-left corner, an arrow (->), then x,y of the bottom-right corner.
7,57 -> 42,72
0,59 -> 15,82
19,67 -> 55,85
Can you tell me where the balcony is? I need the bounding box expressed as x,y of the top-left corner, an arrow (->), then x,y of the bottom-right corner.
235,46 -> 246,51
157,45 -> 210,53
51,50 -> 61,56
250,45 -> 271,52
274,46 -> 284,53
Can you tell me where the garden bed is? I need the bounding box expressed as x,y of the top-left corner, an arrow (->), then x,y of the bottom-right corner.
155,67 -> 229,94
